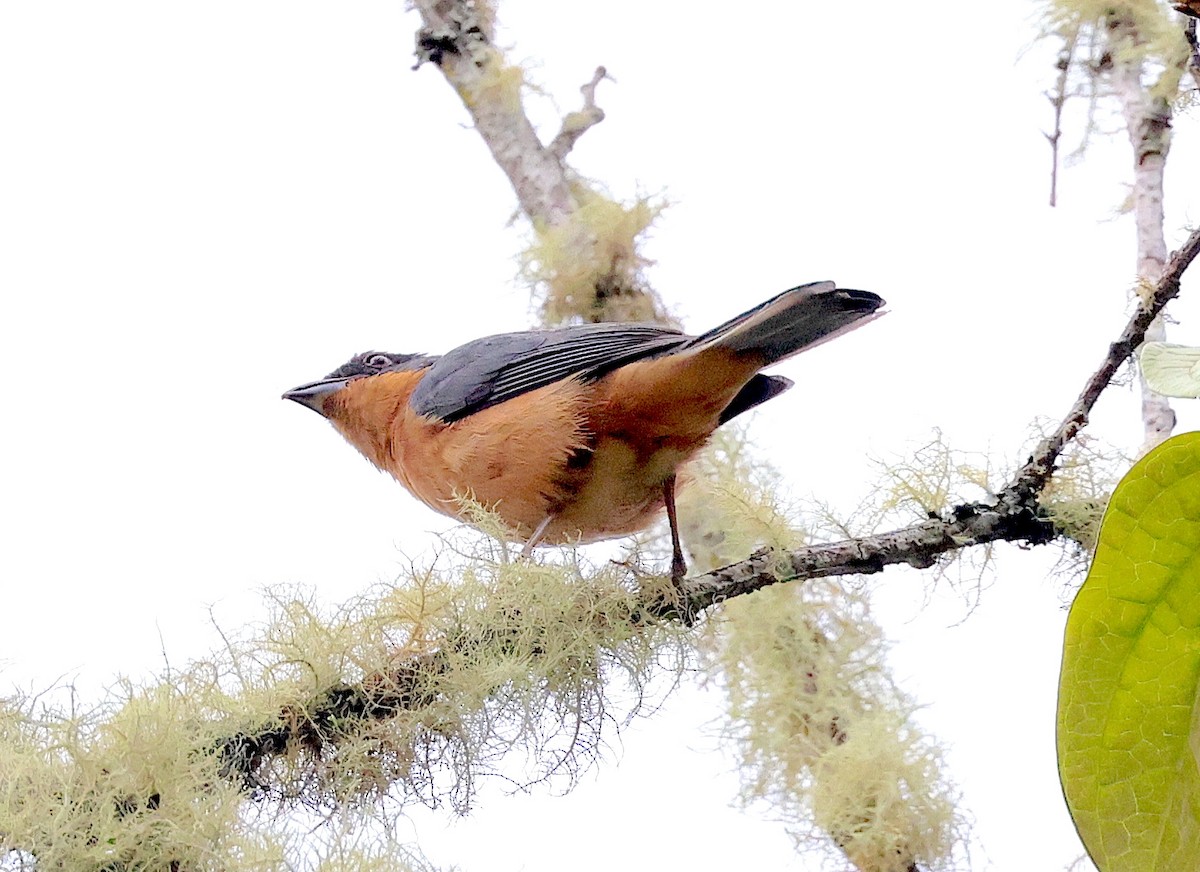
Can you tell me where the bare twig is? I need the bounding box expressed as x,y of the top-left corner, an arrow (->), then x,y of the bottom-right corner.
1045,28 -> 1079,207
548,66 -> 609,161
1009,228 -> 1200,497
674,499 -> 1057,617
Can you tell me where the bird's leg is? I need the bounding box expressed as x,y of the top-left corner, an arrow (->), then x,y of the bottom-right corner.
520,515 -> 555,560
663,474 -> 688,583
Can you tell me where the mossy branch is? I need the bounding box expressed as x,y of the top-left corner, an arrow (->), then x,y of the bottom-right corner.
412,0 -> 577,229
0,558 -> 691,868
411,0 -> 670,325
206,558 -> 684,808
410,0 -> 600,231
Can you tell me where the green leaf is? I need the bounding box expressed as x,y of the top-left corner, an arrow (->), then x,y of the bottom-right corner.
1058,431 -> 1200,871
1139,343 -> 1200,398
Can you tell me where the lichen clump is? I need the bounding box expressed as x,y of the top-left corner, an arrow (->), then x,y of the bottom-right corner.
522,187 -> 669,326
675,428 -> 804,573
678,431 -> 962,871
1041,0 -> 1191,101
714,584 -> 961,872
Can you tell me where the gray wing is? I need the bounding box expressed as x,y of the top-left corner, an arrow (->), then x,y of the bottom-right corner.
409,323 -> 689,423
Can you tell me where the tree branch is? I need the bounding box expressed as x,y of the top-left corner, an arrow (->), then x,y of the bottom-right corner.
412,0 -> 578,228
1106,12 -> 1180,452
1009,226 -> 1200,497
672,225 -> 1200,617
411,0 -> 672,327
675,503 -> 1057,616
411,1 -> 611,230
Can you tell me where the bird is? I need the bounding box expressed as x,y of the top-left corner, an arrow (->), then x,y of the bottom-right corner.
284,281 -> 884,581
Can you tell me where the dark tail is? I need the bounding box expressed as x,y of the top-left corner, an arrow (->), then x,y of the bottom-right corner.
689,281 -> 885,365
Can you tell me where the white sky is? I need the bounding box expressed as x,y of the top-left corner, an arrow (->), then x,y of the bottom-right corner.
2,1 -> 1199,870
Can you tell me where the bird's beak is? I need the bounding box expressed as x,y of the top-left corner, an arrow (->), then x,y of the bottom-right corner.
282,378 -> 350,416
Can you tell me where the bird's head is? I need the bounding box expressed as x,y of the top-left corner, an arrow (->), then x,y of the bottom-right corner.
283,352 -> 434,468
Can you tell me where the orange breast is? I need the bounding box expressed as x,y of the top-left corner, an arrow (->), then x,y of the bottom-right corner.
389,377 -> 595,537
382,345 -> 763,546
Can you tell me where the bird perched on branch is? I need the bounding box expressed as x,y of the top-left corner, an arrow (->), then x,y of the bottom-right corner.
284,282 -> 884,580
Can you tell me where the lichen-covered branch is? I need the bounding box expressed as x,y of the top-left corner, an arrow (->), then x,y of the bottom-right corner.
208,560 -> 683,805
412,0 -> 669,325
412,0 -> 577,228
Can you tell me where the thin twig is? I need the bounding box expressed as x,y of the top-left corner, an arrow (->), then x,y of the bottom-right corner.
1009,226 -> 1200,499
1045,28 -> 1078,207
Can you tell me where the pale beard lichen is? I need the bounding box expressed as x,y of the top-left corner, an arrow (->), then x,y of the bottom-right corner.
711,584 -> 962,872
0,525 -> 688,871
676,431 -> 962,870
521,186 -> 669,326
1040,0 -> 1190,102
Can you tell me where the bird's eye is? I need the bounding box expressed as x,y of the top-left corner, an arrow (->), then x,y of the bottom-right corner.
365,353 -> 393,368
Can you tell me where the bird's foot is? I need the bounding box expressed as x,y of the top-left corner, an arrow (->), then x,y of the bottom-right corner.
670,554 -> 688,587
